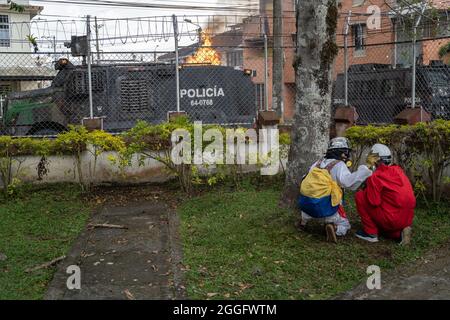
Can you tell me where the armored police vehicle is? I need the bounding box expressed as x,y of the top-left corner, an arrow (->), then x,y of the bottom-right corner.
333,61 -> 450,124
1,58 -> 256,136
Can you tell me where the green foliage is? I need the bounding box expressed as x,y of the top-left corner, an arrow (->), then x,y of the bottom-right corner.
120,117 -> 196,194
0,136 -> 53,197
26,34 -> 39,53
346,120 -> 450,202
55,125 -> 125,191
7,0 -> 25,13
1,117 -> 289,196
0,183 -> 89,299
0,126 -> 125,194
439,42 -> 450,58
120,116 -> 275,194
179,180 -> 450,299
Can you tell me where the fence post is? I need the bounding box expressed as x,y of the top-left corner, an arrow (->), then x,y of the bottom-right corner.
94,16 -> 101,63
411,27 -> 418,110
344,11 -> 351,107
264,31 -> 269,112
411,1 -> 427,122
172,14 -> 181,113
272,0 -> 284,120
86,15 -> 94,119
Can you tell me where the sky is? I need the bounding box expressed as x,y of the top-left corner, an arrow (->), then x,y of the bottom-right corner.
24,0 -> 259,52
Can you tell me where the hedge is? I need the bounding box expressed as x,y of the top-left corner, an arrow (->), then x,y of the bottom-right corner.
346,120 -> 450,202
0,117 -> 290,196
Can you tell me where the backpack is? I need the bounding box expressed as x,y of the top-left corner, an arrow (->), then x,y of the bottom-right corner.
298,160 -> 343,218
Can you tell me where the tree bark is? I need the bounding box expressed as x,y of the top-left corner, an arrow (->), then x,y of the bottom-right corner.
281,0 -> 339,207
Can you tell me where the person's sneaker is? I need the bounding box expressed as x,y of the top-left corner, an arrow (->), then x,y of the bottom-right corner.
355,230 -> 379,243
325,224 -> 337,243
400,226 -> 412,246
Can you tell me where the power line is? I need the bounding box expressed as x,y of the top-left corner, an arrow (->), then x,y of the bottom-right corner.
31,0 -> 259,12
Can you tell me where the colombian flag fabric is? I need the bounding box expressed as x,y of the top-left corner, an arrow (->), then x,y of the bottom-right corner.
298,167 -> 343,218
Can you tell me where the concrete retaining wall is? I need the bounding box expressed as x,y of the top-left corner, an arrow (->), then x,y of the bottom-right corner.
4,151 -> 170,187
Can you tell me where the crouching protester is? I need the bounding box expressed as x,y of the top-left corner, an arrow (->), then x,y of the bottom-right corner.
355,144 -> 416,245
297,137 -> 372,243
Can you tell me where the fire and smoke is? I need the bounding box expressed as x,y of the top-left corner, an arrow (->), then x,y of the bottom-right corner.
185,31 -> 221,65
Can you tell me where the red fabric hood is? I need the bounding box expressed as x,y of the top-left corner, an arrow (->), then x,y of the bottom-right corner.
375,164 -> 404,187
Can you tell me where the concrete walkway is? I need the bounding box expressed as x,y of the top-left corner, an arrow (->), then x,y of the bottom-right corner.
45,200 -> 185,300
339,242 -> 450,300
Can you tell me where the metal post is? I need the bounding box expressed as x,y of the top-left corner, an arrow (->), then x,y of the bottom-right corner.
264,32 -> 269,112
172,14 -> 181,113
344,11 -> 351,107
95,16 -> 101,62
412,2 -> 427,116
393,22 -> 397,69
86,15 -> 94,119
154,45 -> 159,62
272,0 -> 284,120
52,36 -> 56,60
0,96 -> 4,119
411,31 -> 417,109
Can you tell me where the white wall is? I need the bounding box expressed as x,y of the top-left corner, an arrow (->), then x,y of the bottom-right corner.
3,147 -> 287,187
8,150 -> 171,186
0,0 -> 35,53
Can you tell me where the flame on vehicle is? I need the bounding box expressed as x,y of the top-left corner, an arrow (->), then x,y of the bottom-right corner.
185,31 -> 221,65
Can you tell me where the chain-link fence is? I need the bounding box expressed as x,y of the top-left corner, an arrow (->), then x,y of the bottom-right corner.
1,11 -> 449,135
0,46 -> 268,136
333,9 -> 450,125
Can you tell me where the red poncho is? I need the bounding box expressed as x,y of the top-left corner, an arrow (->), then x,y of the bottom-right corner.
355,164 -> 416,238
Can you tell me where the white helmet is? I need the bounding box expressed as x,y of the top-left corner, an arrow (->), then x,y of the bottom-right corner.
370,143 -> 392,165
328,137 -> 351,150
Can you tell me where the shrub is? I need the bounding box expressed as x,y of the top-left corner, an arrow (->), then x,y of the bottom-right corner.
55,125 -> 125,191
0,136 -> 53,196
1,117 -> 290,196
439,41 -> 450,59
346,120 -> 450,202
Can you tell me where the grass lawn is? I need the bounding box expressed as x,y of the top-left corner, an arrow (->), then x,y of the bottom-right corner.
179,177 -> 450,299
0,184 -> 90,300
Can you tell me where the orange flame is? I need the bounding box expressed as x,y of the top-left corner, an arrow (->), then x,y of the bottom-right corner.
185,31 -> 221,65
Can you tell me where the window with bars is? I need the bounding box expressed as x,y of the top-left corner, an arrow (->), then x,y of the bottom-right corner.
352,24 -> 366,52
0,15 -> 10,47
256,83 -> 265,111
226,50 -> 243,67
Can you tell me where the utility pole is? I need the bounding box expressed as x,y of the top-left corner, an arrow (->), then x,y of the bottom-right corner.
94,16 -> 101,62
272,0 -> 284,120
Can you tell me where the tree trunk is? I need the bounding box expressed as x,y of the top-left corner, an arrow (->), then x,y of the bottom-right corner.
281,0 -> 339,207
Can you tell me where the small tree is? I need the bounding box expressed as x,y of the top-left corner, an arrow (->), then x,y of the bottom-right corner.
121,117 -> 196,195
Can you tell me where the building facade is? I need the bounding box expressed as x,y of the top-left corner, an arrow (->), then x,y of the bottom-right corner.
0,0 -> 46,100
